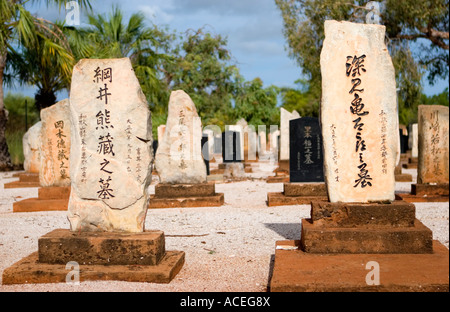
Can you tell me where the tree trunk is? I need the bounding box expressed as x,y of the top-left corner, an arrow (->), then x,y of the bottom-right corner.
0,51 -> 13,171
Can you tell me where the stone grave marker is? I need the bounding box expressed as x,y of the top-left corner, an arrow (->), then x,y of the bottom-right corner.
3,58 -> 185,285
289,117 -> 324,183
23,121 -> 41,174
39,99 -> 71,187
417,105 -> 449,185
151,90 -> 223,208
269,21 -> 448,292
69,58 -> 153,232
320,20 -> 398,203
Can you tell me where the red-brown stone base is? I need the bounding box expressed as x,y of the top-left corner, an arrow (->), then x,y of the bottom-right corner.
4,172 -> 40,188
395,183 -> 449,203
395,174 -> 413,182
148,183 -> 224,208
269,240 -> 449,292
2,229 -> 185,285
267,183 -> 328,206
13,186 -> 70,212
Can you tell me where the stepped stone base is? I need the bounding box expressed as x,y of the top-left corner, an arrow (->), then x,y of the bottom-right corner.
149,183 -> 224,208
267,183 -> 328,206
395,174 -> 413,182
4,172 -> 40,188
13,186 -> 70,212
2,229 -> 184,285
396,183 -> 449,203
270,240 -> 449,292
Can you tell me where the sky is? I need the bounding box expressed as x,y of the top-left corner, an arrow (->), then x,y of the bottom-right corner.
4,0 -> 449,101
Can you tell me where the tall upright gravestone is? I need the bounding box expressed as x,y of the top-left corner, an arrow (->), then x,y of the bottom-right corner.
397,105 -> 449,202
69,58 -> 153,232
150,90 -> 224,208
320,21 -> 398,203
270,21 -> 448,292
11,101 -> 73,211
40,99 -> 71,187
3,58 -> 185,285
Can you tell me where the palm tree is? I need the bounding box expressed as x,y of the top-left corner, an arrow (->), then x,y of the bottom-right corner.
79,6 -> 175,112
0,0 -> 91,170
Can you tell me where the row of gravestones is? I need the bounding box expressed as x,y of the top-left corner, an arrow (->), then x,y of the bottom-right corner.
3,20 -> 448,290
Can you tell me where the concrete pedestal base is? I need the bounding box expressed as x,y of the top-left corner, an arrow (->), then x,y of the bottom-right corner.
149,182 -> 224,208
270,240 -> 449,292
2,229 -> 184,285
396,183 -> 449,203
4,172 -> 40,188
267,183 -> 328,206
269,200 -> 449,292
13,186 -> 70,212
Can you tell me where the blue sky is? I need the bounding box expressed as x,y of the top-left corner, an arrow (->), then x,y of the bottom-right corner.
5,0 -> 449,100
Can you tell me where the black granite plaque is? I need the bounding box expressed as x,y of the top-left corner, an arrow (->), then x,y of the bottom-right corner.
399,130 -> 408,154
289,117 -> 324,182
222,131 -> 242,163
202,135 -> 210,175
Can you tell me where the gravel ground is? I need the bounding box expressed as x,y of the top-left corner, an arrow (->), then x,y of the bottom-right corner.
0,164 -> 448,292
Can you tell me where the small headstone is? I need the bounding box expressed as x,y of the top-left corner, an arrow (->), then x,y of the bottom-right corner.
409,123 -> 418,158
155,90 -> 206,184
23,121 -> 42,173
227,125 -> 245,160
39,99 -> 71,187
320,20 -> 398,203
417,105 -> 449,184
280,108 -> 300,161
289,117 -> 324,182
69,58 -> 153,232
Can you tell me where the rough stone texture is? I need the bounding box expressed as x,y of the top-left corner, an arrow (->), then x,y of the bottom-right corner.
417,105 -> 449,184
22,122 -> 41,173
300,218 -> 433,254
283,183 -> 327,197
266,193 -> 328,207
39,99 -> 71,187
409,123 -> 418,158
155,90 -> 206,184
38,229 -> 165,265
155,182 -> 215,198
2,250 -> 185,285
270,240 -> 449,292
320,20 -> 398,203
412,183 -> 449,196
13,198 -> 68,212
38,186 -> 71,200
309,200 -> 416,228
69,58 -> 153,232
223,163 -> 245,179
279,108 -> 300,161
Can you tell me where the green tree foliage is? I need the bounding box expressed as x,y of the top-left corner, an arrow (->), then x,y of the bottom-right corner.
279,79 -> 319,117
233,77 -> 280,127
166,27 -> 241,129
275,0 -> 449,122
0,0 -> 90,170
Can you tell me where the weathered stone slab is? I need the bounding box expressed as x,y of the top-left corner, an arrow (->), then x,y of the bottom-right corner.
23,121 -> 41,173
280,108 -> 300,161
38,229 -> 165,265
417,105 -> 449,184
409,123 -> 418,158
270,240 -> 449,292
155,182 -> 215,198
309,200 -> 415,228
69,58 -> 153,232
2,250 -> 185,285
155,90 -> 206,184
39,99 -> 71,187
301,218 -> 433,254
284,183 -> 327,197
320,20 -> 398,203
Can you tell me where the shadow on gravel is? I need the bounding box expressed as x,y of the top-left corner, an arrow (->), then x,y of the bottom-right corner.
264,223 -> 301,240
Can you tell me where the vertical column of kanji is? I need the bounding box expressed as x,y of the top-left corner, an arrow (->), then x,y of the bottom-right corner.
69,58 -> 153,232
320,21 -> 398,203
